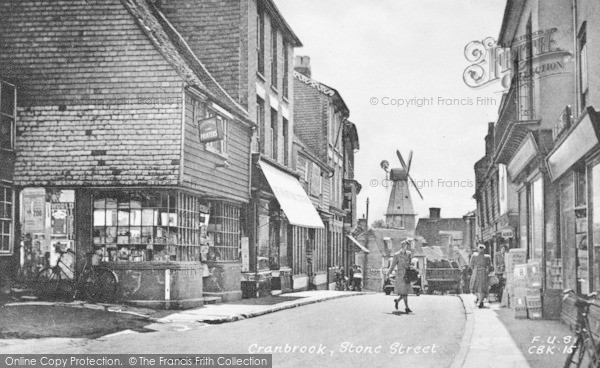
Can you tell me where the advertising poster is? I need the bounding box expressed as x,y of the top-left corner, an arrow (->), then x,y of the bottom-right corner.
21,188 -> 46,234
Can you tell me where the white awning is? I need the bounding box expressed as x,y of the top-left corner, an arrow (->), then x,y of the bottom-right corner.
259,160 -> 324,228
347,234 -> 369,253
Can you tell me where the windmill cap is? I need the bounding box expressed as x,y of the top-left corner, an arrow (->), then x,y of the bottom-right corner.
390,168 -> 408,181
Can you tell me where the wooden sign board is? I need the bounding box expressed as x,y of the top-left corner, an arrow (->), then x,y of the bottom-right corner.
198,116 -> 224,143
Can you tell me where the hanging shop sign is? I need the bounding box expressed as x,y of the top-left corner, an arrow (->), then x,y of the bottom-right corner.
500,228 -> 514,239
197,116 -> 224,143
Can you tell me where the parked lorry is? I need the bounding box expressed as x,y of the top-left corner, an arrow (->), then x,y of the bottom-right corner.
424,260 -> 461,294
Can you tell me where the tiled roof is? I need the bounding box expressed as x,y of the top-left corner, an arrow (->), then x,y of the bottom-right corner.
3,0 -> 248,186
124,0 -> 249,120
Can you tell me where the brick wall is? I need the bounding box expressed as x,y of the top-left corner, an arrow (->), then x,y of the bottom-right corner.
0,0 -> 185,186
293,79 -> 328,161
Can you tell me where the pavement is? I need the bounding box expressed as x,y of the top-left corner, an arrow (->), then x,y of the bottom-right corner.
453,294 -> 572,368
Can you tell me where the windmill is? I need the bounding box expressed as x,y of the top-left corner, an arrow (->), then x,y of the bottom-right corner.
380,150 -> 423,231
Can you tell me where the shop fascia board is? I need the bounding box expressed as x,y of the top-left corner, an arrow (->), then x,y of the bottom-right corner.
493,119 -> 541,168
546,106 -> 600,182
507,133 -> 539,179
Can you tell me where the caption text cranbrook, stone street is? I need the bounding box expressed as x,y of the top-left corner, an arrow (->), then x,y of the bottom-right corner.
248,342 -> 439,356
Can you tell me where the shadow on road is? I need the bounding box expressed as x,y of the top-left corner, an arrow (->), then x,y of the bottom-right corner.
0,305 -> 154,339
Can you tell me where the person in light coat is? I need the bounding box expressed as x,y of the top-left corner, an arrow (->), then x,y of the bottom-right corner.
470,244 -> 492,308
385,240 -> 413,313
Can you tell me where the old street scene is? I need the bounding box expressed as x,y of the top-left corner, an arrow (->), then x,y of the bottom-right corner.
1,0 -> 600,367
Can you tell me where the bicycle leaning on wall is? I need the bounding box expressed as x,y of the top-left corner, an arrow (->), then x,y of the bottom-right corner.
563,289 -> 600,368
35,244 -> 119,303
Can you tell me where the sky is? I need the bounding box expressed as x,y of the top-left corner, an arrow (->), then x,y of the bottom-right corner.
275,0 -> 507,222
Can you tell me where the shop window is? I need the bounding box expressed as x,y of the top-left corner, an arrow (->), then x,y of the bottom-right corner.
209,202 -> 241,261
92,190 -> 203,263
591,163 -> 600,291
530,177 -> 544,260
576,169 -> 587,208
257,212 -> 270,271
518,188 -> 528,249
0,81 -> 16,150
560,174 -> 577,292
0,185 -> 13,254
279,219 -> 289,268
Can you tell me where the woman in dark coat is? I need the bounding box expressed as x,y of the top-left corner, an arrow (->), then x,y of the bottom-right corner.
385,240 -> 413,313
470,244 -> 492,308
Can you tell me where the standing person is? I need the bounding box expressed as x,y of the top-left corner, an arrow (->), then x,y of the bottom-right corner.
461,265 -> 472,294
353,265 -> 363,291
470,244 -> 492,308
494,245 -> 508,302
348,266 -> 355,291
385,240 -> 413,313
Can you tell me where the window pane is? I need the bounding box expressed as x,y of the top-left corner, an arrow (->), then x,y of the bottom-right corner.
1,235 -> 8,251
1,82 -> 15,116
0,115 -> 13,149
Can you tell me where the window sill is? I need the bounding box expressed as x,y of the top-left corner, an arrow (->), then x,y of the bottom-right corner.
256,72 -> 266,83
270,85 -> 279,94
205,146 -> 229,160
282,96 -> 289,104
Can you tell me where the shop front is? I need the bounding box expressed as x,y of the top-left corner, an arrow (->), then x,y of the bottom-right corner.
245,157 -> 324,297
17,186 -> 247,308
547,106 -> 600,326
497,121 -> 560,318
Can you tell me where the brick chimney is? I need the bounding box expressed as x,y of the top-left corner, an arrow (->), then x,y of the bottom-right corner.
294,55 -> 311,77
429,207 -> 441,219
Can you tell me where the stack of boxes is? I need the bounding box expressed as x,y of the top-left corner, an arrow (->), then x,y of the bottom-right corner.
525,261 -> 543,319
513,263 -> 529,318
505,249 -> 526,307
546,258 -> 563,290
512,260 -> 543,319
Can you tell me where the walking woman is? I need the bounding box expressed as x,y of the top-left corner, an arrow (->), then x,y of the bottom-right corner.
385,240 -> 413,313
470,244 -> 492,308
